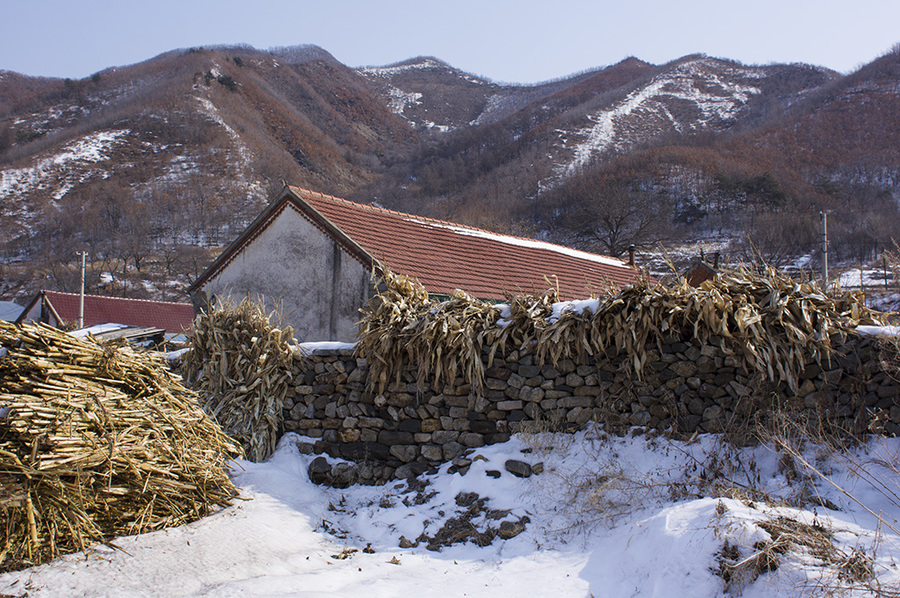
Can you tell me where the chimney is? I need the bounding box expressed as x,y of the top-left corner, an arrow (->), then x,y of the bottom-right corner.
628,244 -> 635,268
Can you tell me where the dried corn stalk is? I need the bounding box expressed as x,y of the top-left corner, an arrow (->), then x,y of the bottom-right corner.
0,321 -> 241,573
357,266 -> 884,396
184,297 -> 295,462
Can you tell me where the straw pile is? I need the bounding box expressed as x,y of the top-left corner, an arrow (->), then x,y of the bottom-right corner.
184,297 -> 295,463
0,321 -> 241,573
358,267 -> 884,395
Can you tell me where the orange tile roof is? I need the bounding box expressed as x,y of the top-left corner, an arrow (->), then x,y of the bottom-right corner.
191,186 -> 650,301
19,291 -> 195,334
292,187 -> 646,300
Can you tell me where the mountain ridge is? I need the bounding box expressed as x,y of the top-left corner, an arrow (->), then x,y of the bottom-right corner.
1,43 -> 898,301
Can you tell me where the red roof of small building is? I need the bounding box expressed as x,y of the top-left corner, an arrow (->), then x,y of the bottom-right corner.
18,291 -> 195,334
192,186 -> 651,301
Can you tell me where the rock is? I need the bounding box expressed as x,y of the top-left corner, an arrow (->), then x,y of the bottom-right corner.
308,456 -> 331,485
498,517 -> 529,539
532,462 -> 544,475
421,444 -> 443,461
389,444 -> 418,463
331,462 -> 359,488
669,361 -> 698,378
443,441 -> 466,461
459,432 -> 485,448
486,470 -> 501,479
702,405 -> 723,421
505,459 -> 533,478
455,492 -> 479,507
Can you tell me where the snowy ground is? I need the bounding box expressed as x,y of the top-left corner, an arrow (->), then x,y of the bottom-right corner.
2,428 -> 899,598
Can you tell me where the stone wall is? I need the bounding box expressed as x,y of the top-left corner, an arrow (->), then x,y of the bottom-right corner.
282,335 -> 900,484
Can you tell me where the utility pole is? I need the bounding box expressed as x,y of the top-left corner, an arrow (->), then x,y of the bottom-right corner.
822,212 -> 828,286
78,251 -> 86,329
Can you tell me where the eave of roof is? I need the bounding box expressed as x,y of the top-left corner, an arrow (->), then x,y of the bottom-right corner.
191,185 -> 651,302
17,291 -> 194,333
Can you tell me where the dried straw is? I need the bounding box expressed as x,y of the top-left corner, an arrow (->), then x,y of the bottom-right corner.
0,321 -> 242,573
358,267 -> 884,396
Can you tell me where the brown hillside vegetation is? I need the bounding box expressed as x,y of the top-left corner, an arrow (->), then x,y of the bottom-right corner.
1,44 -> 899,303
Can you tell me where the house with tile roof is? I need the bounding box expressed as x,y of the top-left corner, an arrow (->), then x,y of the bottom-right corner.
16,290 -> 195,336
189,186 -> 650,341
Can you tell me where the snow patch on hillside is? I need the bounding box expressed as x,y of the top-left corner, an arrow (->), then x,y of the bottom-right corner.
556,59 -> 764,178
386,86 -> 423,118
195,96 -> 252,175
0,129 -> 129,201
360,57 -> 486,82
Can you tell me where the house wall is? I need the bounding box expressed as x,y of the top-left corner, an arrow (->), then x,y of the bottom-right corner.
202,206 -> 372,341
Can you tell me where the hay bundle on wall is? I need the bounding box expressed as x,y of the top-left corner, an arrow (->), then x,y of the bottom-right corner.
357,267 -> 884,396
184,297 -> 295,462
0,321 -> 241,573
358,271 -> 503,395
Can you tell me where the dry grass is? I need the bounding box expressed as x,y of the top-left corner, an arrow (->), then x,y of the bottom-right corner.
184,296 -> 296,463
0,321 -> 241,573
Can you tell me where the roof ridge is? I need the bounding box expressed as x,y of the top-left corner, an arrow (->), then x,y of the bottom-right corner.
288,186 -> 626,263
44,290 -> 192,307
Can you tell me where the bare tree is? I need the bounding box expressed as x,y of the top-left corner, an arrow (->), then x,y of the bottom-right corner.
565,185 -> 670,258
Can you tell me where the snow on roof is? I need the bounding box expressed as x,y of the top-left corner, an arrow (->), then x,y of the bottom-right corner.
20,291 -> 195,334
193,187 -> 650,302
69,322 -> 130,338
415,219 -> 628,269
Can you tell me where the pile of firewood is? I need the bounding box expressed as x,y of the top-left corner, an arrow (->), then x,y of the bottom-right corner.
0,321 -> 242,573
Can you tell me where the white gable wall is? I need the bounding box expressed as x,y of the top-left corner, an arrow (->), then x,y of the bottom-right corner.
201,206 -> 372,342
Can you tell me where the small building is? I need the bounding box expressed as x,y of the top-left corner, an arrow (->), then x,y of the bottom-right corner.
16,290 -> 195,337
189,186 -> 651,342
684,253 -> 720,287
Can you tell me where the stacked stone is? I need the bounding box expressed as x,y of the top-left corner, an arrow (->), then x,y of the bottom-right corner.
281,335 -> 897,484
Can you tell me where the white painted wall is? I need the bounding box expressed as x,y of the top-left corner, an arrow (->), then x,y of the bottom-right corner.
201,206 -> 372,341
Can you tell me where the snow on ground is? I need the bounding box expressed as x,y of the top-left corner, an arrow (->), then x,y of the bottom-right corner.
838,268 -> 892,291
3,427 -> 899,598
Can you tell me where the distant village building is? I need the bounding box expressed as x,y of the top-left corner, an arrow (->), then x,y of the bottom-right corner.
684,253 -> 720,287
190,186 -> 651,342
16,291 -> 195,339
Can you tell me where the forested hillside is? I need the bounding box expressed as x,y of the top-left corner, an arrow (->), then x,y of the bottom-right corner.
1,43 -> 898,303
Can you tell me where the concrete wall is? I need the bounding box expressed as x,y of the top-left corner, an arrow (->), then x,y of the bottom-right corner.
282,335 -> 900,484
202,206 -> 372,341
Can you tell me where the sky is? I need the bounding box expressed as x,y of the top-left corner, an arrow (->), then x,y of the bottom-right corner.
2,0 -> 899,83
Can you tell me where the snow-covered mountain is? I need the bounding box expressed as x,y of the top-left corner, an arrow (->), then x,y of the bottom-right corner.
1,43 -> 898,301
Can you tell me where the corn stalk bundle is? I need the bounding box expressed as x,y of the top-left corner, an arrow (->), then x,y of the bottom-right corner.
358,271 -> 499,394
184,297 -> 295,462
357,267 -> 884,396
0,321 -> 241,573
536,266 -> 882,392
